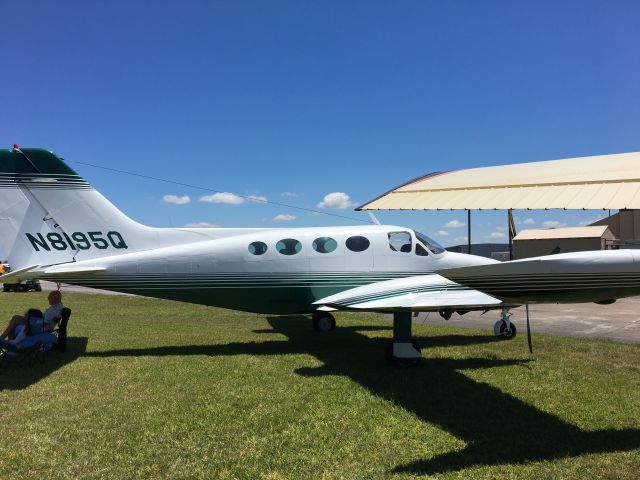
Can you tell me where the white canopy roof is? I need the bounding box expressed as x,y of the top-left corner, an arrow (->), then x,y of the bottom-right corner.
513,226 -> 613,241
358,152 -> 640,210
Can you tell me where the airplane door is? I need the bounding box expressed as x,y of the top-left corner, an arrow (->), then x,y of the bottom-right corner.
344,234 -> 374,273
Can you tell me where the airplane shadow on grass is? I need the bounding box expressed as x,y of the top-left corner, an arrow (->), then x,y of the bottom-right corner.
85,317 -> 640,474
0,337 -> 89,391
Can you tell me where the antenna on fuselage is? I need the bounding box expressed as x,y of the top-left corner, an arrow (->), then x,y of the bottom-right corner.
367,212 -> 381,225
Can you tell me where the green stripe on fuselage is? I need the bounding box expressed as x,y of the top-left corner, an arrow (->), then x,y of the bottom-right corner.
42,271 -> 431,314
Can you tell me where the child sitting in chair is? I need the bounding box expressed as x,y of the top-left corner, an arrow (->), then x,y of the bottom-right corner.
1,291 -> 63,344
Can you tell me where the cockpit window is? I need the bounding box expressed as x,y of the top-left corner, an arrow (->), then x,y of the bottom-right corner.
414,231 -> 445,254
415,243 -> 429,256
388,231 -> 412,253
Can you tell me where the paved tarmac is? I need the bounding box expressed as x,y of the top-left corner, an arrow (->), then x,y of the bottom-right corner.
404,299 -> 640,344
39,281 -> 640,344
40,280 -> 133,296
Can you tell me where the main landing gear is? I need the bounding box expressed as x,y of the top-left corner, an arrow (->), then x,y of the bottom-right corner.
312,312 -> 336,332
311,311 -> 422,367
387,311 -> 422,367
494,308 -> 517,339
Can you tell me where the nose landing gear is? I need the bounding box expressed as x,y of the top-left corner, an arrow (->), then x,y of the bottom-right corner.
494,308 -> 517,339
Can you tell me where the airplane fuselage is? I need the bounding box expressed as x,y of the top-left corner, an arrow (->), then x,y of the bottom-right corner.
42,225 -> 493,314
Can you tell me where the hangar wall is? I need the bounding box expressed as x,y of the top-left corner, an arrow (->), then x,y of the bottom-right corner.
591,210 -> 640,244
513,226 -> 615,259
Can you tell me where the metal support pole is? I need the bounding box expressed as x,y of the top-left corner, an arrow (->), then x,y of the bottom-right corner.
393,311 -> 413,344
508,209 -> 515,260
467,209 -> 471,254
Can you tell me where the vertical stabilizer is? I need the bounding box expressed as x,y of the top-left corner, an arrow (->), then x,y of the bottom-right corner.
0,147 -> 207,269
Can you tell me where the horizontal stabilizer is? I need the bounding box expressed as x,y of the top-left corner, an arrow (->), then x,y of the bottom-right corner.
314,274 -> 502,312
0,265 -> 40,282
41,265 -> 106,276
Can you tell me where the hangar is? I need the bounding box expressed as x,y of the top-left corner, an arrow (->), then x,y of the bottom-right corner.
591,209 -> 640,247
358,151 -> 640,257
512,225 -> 615,259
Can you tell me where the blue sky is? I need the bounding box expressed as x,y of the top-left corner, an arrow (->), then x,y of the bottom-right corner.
2,1 -> 639,246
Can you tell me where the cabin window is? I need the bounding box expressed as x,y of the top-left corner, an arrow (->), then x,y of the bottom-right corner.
248,241 -> 268,255
312,237 -> 337,254
414,230 -> 445,254
345,236 -> 370,252
276,238 -> 302,255
415,243 -> 429,256
388,232 -> 412,253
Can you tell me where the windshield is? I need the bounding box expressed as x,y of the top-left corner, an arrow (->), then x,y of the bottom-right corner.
414,230 -> 445,255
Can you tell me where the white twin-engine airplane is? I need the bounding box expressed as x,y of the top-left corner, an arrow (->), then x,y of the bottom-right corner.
2,147 -> 640,365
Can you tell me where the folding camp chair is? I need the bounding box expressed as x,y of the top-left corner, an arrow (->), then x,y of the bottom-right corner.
53,307 -> 72,352
0,332 -> 58,367
0,307 -> 72,367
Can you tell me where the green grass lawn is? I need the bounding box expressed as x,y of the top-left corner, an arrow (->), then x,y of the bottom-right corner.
0,291 -> 639,479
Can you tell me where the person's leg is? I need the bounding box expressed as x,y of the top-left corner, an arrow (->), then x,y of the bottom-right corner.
1,315 -> 25,340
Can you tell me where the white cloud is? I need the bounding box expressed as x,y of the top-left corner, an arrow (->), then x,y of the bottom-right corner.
281,192 -> 298,197
445,220 -> 465,228
435,230 -> 449,236
454,236 -> 468,243
184,221 -> 220,228
542,220 -> 567,228
273,214 -> 296,222
198,192 -> 267,205
317,192 -> 355,209
579,218 -> 601,226
496,226 -> 507,232
163,194 -> 191,205
489,231 -> 507,239
199,192 -> 244,204
522,218 -> 535,225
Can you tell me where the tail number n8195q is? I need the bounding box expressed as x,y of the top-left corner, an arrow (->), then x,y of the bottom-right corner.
26,231 -> 128,251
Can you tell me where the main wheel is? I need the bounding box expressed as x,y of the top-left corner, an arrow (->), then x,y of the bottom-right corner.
312,312 -> 336,332
494,319 -> 517,339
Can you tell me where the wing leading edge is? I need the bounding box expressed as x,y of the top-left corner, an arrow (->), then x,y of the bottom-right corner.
313,274 -> 502,312
436,250 -> 640,303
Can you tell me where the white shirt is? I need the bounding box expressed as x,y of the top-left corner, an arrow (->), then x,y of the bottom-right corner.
44,303 -> 64,331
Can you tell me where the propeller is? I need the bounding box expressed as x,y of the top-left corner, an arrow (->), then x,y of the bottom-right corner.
526,304 -> 533,354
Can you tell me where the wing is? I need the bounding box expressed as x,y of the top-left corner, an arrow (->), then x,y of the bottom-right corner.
436,250 -> 640,303
313,274 -> 502,312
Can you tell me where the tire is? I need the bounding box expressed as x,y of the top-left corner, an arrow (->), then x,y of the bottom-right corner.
494,320 -> 517,339
35,285 -> 42,292
312,313 -> 336,332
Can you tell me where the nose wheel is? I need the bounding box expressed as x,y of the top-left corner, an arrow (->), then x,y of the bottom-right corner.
312,312 -> 336,332
494,309 -> 517,339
